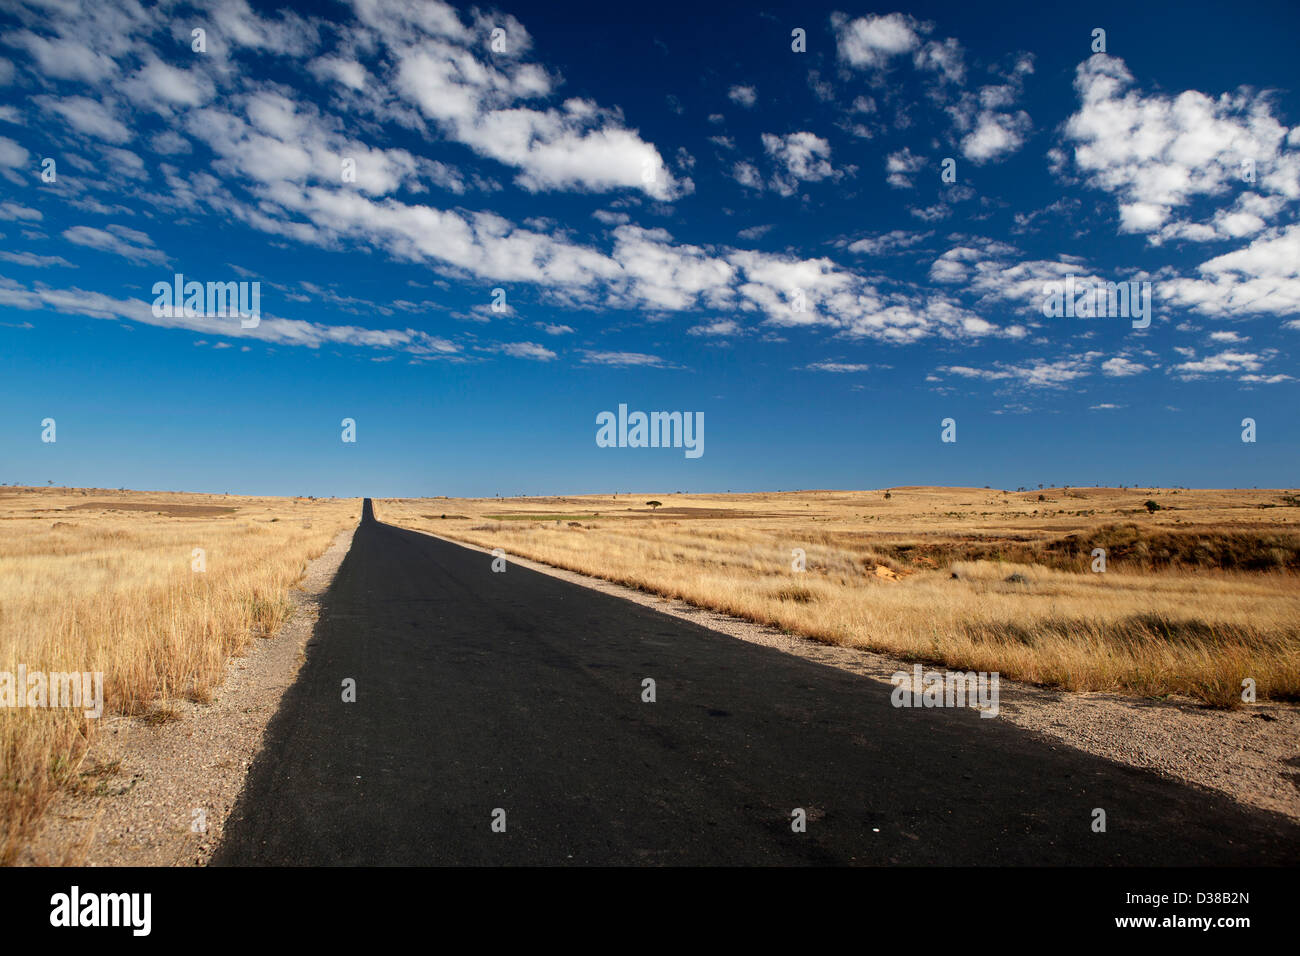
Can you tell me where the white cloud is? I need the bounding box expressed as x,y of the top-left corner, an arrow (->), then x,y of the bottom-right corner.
731,161 -> 762,190
885,147 -> 924,188
913,37 -> 965,84
1064,53 -> 1299,241
308,55 -> 370,91
1170,349 -> 1272,380
0,135 -> 29,169
806,361 -> 871,372
0,200 -> 41,221
1163,225 -> 1300,318
495,341 -> 556,360
580,350 -> 670,367
728,85 -> 757,108
834,13 -> 1029,164
961,109 -> 1031,163
1101,356 -> 1148,377
122,59 -> 214,111
832,12 -> 922,69
150,130 -> 192,155
61,224 -> 166,265
688,319 -> 742,337
38,94 -> 132,143
0,251 -> 74,268
846,230 -> 931,255
0,274 -> 461,355
763,131 -> 835,196
384,9 -> 689,201
609,225 -> 736,311
3,31 -> 116,82
940,354 -> 1100,388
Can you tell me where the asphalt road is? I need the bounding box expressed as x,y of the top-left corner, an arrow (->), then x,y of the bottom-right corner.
213,499 -> 1300,865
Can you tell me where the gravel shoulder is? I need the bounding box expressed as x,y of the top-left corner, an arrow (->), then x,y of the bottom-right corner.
19,527 -> 356,867
423,530 -> 1300,826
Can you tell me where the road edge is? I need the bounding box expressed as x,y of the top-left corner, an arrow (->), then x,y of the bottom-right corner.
19,525 -> 358,867
408,525 -> 1300,827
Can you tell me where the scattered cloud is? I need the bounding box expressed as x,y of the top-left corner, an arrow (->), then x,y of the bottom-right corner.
580,349 -> 671,367
728,85 -> 757,108
61,224 -> 167,265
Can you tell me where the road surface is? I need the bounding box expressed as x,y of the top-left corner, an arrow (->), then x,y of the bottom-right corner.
213,500 -> 1300,865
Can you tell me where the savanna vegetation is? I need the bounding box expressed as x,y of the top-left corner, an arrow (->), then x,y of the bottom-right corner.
0,487 -> 357,864
378,486 -> 1300,710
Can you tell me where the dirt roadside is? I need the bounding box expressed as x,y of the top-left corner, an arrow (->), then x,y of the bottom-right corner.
19,527 -> 355,866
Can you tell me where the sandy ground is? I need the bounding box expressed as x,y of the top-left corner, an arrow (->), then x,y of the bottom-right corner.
423,531 -> 1300,826
19,527 -> 355,866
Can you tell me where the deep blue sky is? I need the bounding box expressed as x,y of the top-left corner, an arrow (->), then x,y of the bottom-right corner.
1,0 -> 1297,496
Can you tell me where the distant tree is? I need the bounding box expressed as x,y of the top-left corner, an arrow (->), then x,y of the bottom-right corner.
1144,499 -> 1161,513
646,500 -> 662,511
1038,493 -> 1046,501
884,491 -> 892,499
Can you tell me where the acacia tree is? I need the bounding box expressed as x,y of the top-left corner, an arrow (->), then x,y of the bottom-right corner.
646,500 -> 662,511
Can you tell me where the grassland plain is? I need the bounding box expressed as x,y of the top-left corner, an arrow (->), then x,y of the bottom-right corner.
6,485 -> 1298,865
377,486 -> 1300,707
0,488 -> 358,864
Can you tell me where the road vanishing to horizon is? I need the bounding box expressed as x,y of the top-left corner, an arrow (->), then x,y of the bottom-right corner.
211,501 -> 1300,866
5,0 -> 1299,939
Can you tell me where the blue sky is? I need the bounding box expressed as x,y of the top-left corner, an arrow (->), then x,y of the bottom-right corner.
1,0 -> 1297,497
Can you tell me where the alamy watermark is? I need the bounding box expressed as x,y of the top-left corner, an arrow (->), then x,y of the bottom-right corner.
890,664 -> 999,718
50,886 -> 150,936
0,666 -> 103,718
1041,275 -> 1151,329
152,273 -> 260,328
596,404 -> 703,459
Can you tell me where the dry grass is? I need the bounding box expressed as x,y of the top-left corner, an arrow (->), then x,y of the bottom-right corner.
378,486 -> 1300,709
0,487 -> 358,864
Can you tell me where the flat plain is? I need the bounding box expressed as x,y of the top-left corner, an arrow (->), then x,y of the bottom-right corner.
378,486 -> 1300,706
4,484 -> 1298,865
